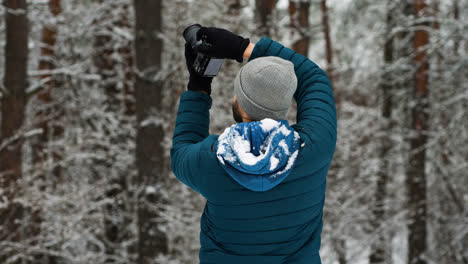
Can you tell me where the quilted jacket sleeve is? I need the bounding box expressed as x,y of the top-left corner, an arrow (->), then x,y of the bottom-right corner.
170,90 -> 217,196
248,37 -> 337,167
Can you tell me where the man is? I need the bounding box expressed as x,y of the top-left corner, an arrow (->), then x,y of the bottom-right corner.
170,26 -> 337,264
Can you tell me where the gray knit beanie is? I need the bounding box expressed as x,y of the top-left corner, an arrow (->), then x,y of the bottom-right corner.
234,56 -> 297,121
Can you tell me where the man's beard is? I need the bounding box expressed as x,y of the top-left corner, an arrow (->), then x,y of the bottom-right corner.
232,101 -> 244,123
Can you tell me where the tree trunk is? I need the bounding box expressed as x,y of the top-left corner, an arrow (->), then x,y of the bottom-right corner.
319,1 -> 345,262
93,3 -> 119,113
453,0 -> 459,54
431,1 -> 465,263
227,0 -> 241,16
1,0 -> 28,199
0,1 -> 36,263
288,0 -> 310,56
255,0 -> 275,38
320,0 -> 338,105
406,1 -> 429,264
333,238 -> 346,264
92,1 -> 134,262
32,0 -> 62,189
369,2 -> 394,263
432,0 -> 443,78
133,0 -> 168,263
123,37 -> 135,116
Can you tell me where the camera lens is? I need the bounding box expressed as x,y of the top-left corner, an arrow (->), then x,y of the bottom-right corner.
183,24 -> 201,47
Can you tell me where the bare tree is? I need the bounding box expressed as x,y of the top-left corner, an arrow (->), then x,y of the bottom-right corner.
369,1 -> 395,263
288,0 -> 310,56
255,0 -> 275,37
452,0 -> 459,54
319,1 -> 345,263
320,0 -> 334,85
91,1 -> 135,261
226,0 -> 242,16
406,1 -> 429,263
133,0 -> 168,263
32,0 -> 62,187
0,0 -> 28,197
0,0 -> 38,263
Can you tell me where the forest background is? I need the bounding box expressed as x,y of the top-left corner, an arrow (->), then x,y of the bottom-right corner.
0,0 -> 466,263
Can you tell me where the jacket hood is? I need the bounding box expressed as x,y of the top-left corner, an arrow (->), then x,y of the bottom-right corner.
216,118 -> 301,192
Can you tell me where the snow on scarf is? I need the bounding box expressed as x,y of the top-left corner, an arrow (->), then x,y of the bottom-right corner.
216,118 -> 301,192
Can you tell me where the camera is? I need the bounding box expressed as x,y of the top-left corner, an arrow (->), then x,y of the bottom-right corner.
183,24 -> 224,77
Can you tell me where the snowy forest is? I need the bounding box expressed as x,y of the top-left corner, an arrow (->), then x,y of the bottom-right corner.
0,0 -> 466,263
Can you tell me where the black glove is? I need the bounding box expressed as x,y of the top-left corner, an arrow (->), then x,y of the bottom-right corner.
185,42 -> 213,95
194,26 -> 250,63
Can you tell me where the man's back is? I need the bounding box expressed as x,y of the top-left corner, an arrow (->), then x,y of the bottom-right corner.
198,137 -> 329,263
171,36 -> 337,264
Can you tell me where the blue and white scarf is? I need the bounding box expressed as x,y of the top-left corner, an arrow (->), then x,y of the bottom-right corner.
216,118 -> 301,192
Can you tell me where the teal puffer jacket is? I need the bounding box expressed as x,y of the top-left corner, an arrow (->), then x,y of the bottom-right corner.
170,36 -> 337,264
